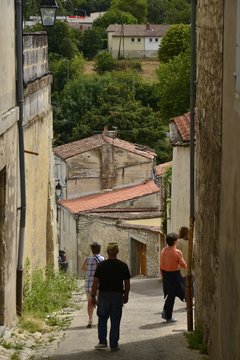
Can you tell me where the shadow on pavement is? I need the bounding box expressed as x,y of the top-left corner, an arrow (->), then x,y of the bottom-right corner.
47,332 -> 201,360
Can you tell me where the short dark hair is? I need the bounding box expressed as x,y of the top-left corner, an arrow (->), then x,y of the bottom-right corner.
166,233 -> 178,246
91,242 -> 101,254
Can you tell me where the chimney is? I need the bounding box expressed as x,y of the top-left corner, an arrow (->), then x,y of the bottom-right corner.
146,22 -> 150,30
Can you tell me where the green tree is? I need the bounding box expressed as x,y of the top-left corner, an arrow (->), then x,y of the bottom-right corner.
111,0 -> 147,23
157,51 -> 190,123
146,0 -> 167,24
25,21 -> 80,59
46,21 -> 79,58
93,8 -> 137,29
146,0 -> 190,25
158,24 -> 190,63
94,51 -> 116,74
50,54 -> 85,92
80,28 -> 104,59
165,0 -> 190,24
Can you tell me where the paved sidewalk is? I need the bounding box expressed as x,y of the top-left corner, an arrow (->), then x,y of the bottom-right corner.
36,278 -> 205,360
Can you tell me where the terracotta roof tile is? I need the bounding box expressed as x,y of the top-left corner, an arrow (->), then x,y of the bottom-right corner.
54,133 -> 156,160
172,112 -> 190,141
155,161 -> 172,176
59,180 -> 160,214
169,112 -> 192,145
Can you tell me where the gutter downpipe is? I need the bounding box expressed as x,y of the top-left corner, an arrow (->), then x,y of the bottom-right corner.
186,0 -> 197,331
16,0 -> 27,316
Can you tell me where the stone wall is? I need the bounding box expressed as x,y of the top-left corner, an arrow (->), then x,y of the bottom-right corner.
23,33 -> 58,271
195,0 -> 223,355
60,211 -> 160,278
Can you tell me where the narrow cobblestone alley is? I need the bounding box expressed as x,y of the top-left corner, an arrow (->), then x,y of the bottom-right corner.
35,278 -> 205,360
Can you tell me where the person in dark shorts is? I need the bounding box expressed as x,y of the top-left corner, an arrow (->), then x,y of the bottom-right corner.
91,243 -> 131,352
160,233 -> 187,322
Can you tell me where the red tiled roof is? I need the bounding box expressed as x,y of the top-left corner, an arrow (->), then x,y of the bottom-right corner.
59,180 -> 160,214
53,133 -> 156,160
171,112 -> 190,142
171,112 -> 190,141
155,161 -> 172,176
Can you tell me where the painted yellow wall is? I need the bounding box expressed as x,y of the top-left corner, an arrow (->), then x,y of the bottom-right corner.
126,218 -> 161,227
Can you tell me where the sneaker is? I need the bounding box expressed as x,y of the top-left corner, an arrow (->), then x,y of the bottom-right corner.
110,347 -> 120,352
166,318 -> 177,323
86,322 -> 92,328
95,343 -> 108,350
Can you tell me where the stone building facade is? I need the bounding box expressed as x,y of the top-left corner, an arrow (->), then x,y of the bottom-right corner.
23,33 -> 58,270
58,180 -> 161,277
0,3 -> 19,327
0,3 -> 57,329
195,0 -> 240,358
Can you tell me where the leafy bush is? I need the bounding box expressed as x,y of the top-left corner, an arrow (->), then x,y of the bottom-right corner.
94,51 -> 116,74
115,60 -> 142,71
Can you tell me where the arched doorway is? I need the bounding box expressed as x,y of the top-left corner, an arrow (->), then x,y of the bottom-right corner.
130,238 -> 146,277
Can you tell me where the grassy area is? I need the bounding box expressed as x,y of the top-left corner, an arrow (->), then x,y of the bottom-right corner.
84,59 -> 160,82
185,327 -> 208,355
20,259 -> 81,331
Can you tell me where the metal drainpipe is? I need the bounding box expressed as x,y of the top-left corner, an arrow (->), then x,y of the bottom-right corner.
16,0 -> 27,316
186,0 -> 197,332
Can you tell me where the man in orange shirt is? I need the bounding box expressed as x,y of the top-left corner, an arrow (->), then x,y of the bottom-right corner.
160,232 -> 187,322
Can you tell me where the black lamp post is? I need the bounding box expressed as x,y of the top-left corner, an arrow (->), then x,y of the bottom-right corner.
40,0 -> 58,27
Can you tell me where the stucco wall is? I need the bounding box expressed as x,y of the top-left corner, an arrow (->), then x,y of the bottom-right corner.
23,33 -> 58,271
170,146 -> 190,233
0,125 -> 19,327
195,0 -> 223,356
109,192 -> 160,209
64,145 -> 154,198
59,209 -> 160,278
77,215 -> 160,278
109,36 -> 159,59
59,208 -> 77,274
0,3 -> 16,118
0,0 -> 19,327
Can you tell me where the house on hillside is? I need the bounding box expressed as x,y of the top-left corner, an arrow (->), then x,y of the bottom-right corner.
106,24 -> 170,59
53,131 -> 156,200
169,112 -> 192,234
58,180 -> 162,277
0,4 -> 57,328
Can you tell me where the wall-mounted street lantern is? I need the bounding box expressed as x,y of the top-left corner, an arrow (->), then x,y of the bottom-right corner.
40,0 -> 58,27
55,180 -> 62,199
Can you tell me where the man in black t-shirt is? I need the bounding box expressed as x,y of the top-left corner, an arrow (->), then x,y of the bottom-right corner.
91,242 -> 131,352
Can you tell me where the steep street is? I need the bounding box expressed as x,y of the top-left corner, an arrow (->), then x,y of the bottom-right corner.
35,278 -> 205,360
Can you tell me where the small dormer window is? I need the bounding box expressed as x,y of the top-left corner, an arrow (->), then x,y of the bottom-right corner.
138,38 -> 141,42
155,38 -> 158,42
149,38 -> 152,42
131,38 -> 135,42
